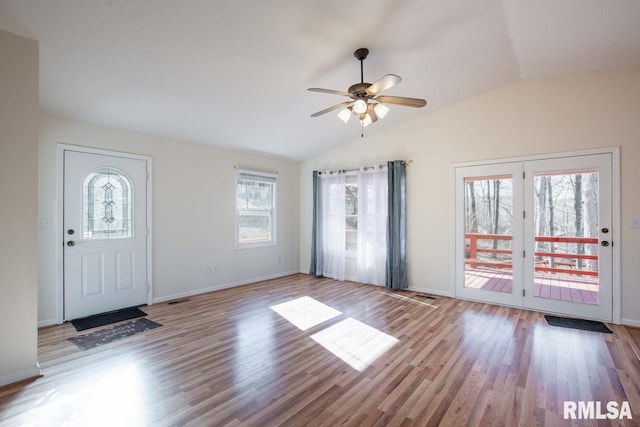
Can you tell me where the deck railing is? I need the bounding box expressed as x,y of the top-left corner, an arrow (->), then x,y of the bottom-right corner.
465,233 -> 599,277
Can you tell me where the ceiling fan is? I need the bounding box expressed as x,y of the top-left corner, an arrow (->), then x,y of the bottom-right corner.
308,48 -> 427,128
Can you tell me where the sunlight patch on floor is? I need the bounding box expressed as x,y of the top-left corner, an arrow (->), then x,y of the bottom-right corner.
310,318 -> 399,371
270,296 -> 342,331
17,361 -> 147,426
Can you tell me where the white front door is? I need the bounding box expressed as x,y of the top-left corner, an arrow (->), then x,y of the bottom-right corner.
64,150 -> 149,320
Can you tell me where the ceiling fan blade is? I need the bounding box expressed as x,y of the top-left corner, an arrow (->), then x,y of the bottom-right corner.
367,104 -> 378,123
308,88 -> 352,97
311,101 -> 352,117
366,74 -> 402,96
376,95 -> 427,108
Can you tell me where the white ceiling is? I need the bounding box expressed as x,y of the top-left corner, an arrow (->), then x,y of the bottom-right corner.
1,0 -> 639,160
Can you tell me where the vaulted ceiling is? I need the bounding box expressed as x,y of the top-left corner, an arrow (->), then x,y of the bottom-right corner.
1,0 -> 639,160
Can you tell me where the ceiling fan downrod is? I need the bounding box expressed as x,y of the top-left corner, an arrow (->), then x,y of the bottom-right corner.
354,48 -> 369,84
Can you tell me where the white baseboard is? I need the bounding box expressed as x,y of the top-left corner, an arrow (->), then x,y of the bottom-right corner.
38,318 -> 59,328
0,363 -> 42,387
153,270 -> 299,304
409,286 -> 453,298
621,318 -> 640,328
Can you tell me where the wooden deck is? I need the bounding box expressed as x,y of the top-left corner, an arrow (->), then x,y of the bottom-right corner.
465,266 -> 600,305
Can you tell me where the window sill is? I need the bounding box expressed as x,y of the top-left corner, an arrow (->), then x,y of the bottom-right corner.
235,241 -> 277,250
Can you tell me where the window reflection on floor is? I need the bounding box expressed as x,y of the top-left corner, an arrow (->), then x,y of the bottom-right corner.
270,296 -> 342,331
311,318 -> 399,371
270,296 -> 399,371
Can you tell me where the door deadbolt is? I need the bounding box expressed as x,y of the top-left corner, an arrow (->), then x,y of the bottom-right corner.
601,241 -> 609,247
67,241 -> 75,247
601,227 -> 609,233
67,229 -> 75,235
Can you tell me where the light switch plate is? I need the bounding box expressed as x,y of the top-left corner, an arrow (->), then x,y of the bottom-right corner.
631,216 -> 640,229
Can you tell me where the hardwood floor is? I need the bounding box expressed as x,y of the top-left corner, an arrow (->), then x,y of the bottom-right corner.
1,274 -> 639,426
628,327 -> 640,360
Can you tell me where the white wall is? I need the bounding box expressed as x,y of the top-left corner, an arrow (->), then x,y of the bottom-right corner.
0,30 -> 40,385
299,68 -> 640,326
39,114 -> 299,325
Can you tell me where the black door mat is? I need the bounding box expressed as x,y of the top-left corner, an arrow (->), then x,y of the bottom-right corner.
544,315 -> 612,333
70,306 -> 147,331
68,318 -> 162,350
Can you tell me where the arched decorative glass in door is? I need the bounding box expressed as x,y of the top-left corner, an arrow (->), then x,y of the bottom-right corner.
82,168 -> 133,239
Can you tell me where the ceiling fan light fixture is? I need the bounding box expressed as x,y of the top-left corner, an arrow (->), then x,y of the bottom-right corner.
337,107 -> 352,123
374,103 -> 389,119
353,98 -> 368,114
308,48 -> 427,127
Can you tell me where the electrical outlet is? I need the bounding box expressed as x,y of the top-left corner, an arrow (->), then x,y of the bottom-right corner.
421,267 -> 428,276
38,217 -> 50,229
207,265 -> 219,275
631,216 -> 640,229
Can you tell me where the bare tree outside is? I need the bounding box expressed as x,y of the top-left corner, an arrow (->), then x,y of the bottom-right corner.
533,170 -> 599,274
464,171 -> 599,274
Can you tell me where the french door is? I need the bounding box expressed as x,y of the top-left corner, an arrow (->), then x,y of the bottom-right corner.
455,152 -> 614,322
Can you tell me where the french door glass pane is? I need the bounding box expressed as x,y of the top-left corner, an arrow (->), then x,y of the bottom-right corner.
464,175 -> 513,293
532,170 -> 600,305
463,175 -> 514,293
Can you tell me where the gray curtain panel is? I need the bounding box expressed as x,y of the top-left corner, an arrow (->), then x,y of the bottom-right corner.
386,161 -> 408,289
309,171 -> 323,277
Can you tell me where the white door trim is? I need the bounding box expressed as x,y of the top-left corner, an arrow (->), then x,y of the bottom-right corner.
451,146 -> 621,324
55,144 -> 153,324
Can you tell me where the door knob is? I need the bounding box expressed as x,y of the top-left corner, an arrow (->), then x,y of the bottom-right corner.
601,241 -> 609,247
67,241 -> 75,247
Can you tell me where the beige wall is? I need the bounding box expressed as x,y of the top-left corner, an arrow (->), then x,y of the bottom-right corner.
300,68 -> 640,326
0,30 -> 39,385
38,114 -> 299,325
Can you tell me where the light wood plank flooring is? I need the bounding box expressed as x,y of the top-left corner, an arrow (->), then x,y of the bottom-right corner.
1,274 -> 639,426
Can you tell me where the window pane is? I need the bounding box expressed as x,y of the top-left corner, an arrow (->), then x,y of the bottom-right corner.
532,170 -> 600,305
345,230 -> 357,252
83,168 -> 133,239
463,175 -> 514,293
236,176 -> 275,245
239,211 -> 271,242
237,180 -> 273,210
345,184 -> 358,215
345,216 -> 358,231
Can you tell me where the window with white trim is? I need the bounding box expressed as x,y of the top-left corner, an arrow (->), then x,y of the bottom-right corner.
235,170 -> 277,248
